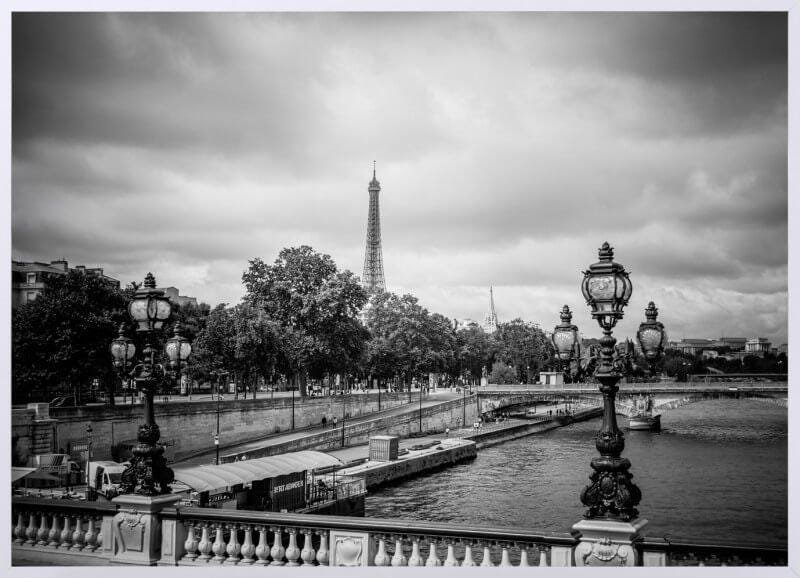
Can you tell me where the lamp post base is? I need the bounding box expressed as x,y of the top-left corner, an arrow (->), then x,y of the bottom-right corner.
572,518 -> 648,566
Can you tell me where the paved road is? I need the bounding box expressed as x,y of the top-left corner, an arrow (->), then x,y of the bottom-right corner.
172,391 -> 466,467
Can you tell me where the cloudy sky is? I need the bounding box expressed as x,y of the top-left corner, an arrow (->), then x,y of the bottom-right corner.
11,11 -> 788,344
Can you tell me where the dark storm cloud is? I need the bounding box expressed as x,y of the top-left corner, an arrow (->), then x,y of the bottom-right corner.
11,11 -> 788,344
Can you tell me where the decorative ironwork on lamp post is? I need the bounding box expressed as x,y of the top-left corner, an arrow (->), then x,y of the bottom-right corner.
578,242 -> 641,521
637,301 -> 667,379
110,273 -> 191,496
552,305 -> 580,382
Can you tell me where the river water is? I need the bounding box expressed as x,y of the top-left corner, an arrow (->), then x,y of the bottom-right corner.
366,398 -> 787,545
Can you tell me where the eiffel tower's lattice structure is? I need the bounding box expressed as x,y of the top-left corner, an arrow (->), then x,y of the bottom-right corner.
484,286 -> 499,333
362,162 -> 386,293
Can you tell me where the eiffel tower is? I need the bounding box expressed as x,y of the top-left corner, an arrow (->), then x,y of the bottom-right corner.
484,286 -> 498,333
362,161 -> 386,292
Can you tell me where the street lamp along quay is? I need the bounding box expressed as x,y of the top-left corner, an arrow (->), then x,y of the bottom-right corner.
637,301 -> 668,378
578,242 -> 640,522
109,273 -> 191,496
552,305 -> 580,382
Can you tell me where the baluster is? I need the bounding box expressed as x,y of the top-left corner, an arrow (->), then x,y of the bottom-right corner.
499,544 -> 512,566
183,523 -> 199,560
197,524 -> 213,561
211,523 -> 227,563
425,538 -> 440,566
240,525 -> 256,565
25,513 -> 38,545
225,523 -> 241,564
47,514 -> 61,547
84,518 -> 98,552
300,529 -> 316,566
70,515 -> 85,551
14,512 -> 26,544
462,542 -> 477,566
96,518 -> 104,551
539,546 -> 548,567
391,536 -> 407,566
480,545 -> 494,567
408,537 -> 423,566
285,529 -> 301,566
374,536 -> 389,566
59,515 -> 72,549
316,530 -> 329,566
36,511 -> 50,546
269,527 -> 286,565
444,541 -> 459,566
254,526 -> 270,565
518,545 -> 531,567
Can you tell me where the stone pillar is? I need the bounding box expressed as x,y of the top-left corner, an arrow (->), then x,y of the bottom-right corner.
110,494 -> 182,565
572,518 -> 648,567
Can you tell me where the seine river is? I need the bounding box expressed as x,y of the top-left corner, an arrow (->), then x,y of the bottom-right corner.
366,398 -> 787,545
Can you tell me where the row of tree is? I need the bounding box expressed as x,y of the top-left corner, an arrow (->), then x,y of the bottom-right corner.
11,246 -> 556,404
14,245 -> 784,405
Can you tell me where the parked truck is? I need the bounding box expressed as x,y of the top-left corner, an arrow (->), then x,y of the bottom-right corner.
87,461 -> 128,500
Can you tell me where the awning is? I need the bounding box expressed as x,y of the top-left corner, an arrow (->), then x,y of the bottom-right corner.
12,467 -> 38,483
172,450 -> 342,493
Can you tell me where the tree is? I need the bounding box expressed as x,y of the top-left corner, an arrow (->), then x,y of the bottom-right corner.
455,323 -> 495,382
242,246 -> 369,395
12,270 -> 129,405
492,319 -> 553,380
489,363 -> 518,385
364,292 -> 457,390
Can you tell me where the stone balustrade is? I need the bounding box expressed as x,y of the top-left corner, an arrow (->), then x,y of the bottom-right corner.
12,497 -> 116,565
11,496 -> 788,567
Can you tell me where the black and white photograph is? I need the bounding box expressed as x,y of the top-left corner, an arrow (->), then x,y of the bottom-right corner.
5,2 -> 795,572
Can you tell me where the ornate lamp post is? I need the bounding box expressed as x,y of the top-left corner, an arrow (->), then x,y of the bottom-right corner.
110,273 -> 190,496
577,242 -> 640,521
552,305 -> 580,383
637,302 -> 667,379
110,324 -> 136,405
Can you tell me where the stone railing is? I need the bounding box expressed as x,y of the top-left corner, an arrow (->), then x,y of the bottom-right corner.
11,496 -> 788,567
637,537 -> 788,566
166,507 -> 577,566
11,497 -> 116,565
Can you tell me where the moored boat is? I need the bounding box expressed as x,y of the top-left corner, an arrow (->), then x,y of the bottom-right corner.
628,394 -> 661,431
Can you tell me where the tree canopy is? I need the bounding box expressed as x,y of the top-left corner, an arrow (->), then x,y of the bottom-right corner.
12,270 -> 129,404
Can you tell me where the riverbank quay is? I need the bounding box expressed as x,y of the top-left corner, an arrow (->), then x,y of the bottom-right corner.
323,405 -> 603,490
172,390 -> 467,467
334,438 -> 477,489
450,406 -> 603,449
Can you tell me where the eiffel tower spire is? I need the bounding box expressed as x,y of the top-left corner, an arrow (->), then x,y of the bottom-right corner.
362,162 -> 386,293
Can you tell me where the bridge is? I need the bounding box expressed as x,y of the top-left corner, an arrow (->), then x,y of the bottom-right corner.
476,382 -> 788,418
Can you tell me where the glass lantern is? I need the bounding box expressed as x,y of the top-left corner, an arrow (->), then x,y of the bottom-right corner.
128,272 -> 172,332
581,242 -> 633,330
552,305 -> 580,361
110,324 -> 136,369
165,322 -> 192,371
637,301 -> 667,360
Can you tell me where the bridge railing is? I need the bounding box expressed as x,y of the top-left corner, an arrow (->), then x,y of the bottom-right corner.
11,496 -> 788,567
637,537 -> 788,566
12,496 -> 116,564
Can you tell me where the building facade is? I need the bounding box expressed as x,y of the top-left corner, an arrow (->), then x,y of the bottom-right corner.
163,287 -> 198,308
12,260 -> 120,308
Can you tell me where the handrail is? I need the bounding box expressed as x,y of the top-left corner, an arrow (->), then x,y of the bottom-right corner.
162,506 -> 578,546
638,536 -> 787,554
12,496 -> 118,514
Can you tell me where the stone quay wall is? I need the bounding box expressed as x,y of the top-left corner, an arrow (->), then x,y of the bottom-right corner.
218,395 -> 481,462
22,393 -> 416,463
